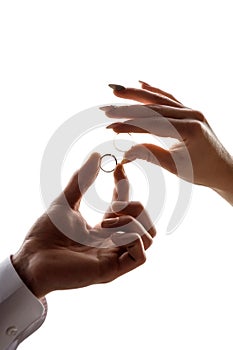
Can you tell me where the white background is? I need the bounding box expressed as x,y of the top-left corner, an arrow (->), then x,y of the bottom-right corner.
0,1 -> 233,349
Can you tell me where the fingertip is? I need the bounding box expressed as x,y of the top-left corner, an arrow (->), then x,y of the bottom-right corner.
123,146 -> 139,162
99,105 -> 111,112
62,152 -> 102,209
114,163 -> 126,177
112,89 -> 127,98
123,143 -> 156,164
85,152 -> 101,166
108,84 -> 126,91
121,158 -> 131,165
85,152 -> 101,176
149,226 -> 157,238
106,123 -> 121,130
93,151 -> 101,161
139,80 -> 150,86
77,151 -> 101,187
111,201 -> 129,213
108,84 -> 127,98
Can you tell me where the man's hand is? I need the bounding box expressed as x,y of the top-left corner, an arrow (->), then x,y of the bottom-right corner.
103,81 -> 233,204
12,153 -> 155,298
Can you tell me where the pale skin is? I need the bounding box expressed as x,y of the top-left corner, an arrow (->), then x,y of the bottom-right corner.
12,153 -> 155,299
103,81 -> 233,205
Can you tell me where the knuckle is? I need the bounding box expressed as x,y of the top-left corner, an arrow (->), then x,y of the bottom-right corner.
129,233 -> 141,244
134,201 -> 144,209
185,120 -> 204,137
149,227 -> 157,238
138,253 -> 147,265
131,201 -> 144,213
145,238 -> 153,249
192,110 -> 205,121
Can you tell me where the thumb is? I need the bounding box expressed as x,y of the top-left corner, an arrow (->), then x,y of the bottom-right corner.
123,144 -> 177,175
63,152 -> 101,209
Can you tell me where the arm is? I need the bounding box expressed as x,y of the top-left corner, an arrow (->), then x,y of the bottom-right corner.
104,82 -> 233,205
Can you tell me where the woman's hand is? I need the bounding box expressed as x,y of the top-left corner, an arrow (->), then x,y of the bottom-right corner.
12,153 -> 155,298
103,82 -> 233,204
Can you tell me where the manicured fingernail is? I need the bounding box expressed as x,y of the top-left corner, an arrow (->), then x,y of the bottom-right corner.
114,163 -> 127,177
114,163 -> 123,171
99,106 -> 112,111
108,84 -> 126,91
106,123 -> 121,129
139,80 -> 150,86
121,159 -> 131,165
102,217 -> 119,227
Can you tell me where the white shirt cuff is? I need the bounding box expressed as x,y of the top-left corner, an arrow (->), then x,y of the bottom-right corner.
0,257 -> 47,350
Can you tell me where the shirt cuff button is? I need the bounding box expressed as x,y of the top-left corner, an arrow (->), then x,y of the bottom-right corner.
6,326 -> 18,336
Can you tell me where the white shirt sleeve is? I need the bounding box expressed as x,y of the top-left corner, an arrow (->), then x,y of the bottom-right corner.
0,257 -> 47,350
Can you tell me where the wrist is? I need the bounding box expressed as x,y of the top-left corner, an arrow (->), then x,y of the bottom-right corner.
212,156 -> 233,205
214,188 -> 233,205
12,248 -> 44,299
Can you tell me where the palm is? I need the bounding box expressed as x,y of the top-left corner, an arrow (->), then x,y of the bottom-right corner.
13,153 -> 154,298
26,201 -> 121,289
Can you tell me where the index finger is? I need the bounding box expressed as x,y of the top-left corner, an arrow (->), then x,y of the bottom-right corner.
61,152 -> 101,209
113,164 -> 129,202
112,87 -> 182,107
103,164 -> 129,220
